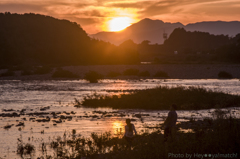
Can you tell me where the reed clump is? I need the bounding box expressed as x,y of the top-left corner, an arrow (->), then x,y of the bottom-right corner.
81,86 -> 240,110
36,113 -> 240,159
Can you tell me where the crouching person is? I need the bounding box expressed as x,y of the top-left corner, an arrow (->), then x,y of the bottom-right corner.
163,104 -> 178,142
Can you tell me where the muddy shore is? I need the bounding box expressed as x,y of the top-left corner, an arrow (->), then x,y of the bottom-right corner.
1,64 -> 240,80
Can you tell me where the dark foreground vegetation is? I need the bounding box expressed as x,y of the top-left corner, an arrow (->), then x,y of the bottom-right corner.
20,111 -> 240,159
81,86 -> 240,110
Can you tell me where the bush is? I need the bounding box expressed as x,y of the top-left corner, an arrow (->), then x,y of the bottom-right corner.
138,71 -> 150,77
8,66 -> 27,71
52,68 -> 79,78
84,71 -> 104,83
21,70 -> 34,76
21,66 -> 52,76
34,66 -> 52,75
123,69 -> 139,76
107,71 -> 121,78
17,137 -> 35,158
153,71 -> 169,78
0,70 -> 15,77
218,71 -> 232,79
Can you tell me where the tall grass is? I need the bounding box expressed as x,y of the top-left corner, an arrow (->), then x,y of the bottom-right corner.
81,86 -> 240,110
35,114 -> 240,159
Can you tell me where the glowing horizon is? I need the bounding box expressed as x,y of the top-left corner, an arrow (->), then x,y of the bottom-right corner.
108,17 -> 133,32
0,0 -> 240,34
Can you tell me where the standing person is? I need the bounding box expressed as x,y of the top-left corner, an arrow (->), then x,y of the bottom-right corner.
124,119 -> 137,146
163,104 -> 178,142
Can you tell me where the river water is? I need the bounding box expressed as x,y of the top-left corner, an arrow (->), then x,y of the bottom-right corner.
0,79 -> 240,158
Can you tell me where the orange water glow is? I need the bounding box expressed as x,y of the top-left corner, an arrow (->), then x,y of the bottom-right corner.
112,120 -> 125,135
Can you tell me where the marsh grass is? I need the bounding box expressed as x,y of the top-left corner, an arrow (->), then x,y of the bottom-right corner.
81,86 -> 240,110
35,114 -> 240,159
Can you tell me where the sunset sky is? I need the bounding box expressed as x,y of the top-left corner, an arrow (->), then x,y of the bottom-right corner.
0,0 -> 240,34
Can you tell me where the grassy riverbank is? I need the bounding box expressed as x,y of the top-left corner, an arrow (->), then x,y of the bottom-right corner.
1,64 -> 240,80
29,113 -> 240,159
81,86 -> 240,110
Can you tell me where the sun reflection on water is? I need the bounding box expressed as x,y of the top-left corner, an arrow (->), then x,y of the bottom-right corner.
112,121 -> 124,136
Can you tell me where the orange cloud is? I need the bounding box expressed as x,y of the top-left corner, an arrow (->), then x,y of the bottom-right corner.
0,0 -> 240,33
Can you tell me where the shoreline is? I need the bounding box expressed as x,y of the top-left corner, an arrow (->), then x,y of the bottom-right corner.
1,64 -> 240,80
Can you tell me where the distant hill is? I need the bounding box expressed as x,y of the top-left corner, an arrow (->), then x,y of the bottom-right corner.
164,28 -> 230,53
0,13 -> 139,66
185,21 -> 240,37
91,18 -> 240,45
137,28 -> 240,63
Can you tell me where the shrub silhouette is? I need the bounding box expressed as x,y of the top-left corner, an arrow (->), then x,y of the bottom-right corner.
218,71 -> 232,79
123,69 -> 139,76
0,70 -> 15,77
52,68 -> 79,78
34,66 -> 52,75
153,71 -> 169,78
138,71 -> 150,77
21,70 -> 33,76
107,71 -> 121,78
84,71 -> 103,83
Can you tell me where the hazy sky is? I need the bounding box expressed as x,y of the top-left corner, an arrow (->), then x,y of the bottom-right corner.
1,0 -> 240,34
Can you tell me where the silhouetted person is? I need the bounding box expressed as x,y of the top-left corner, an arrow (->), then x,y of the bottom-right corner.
124,119 -> 137,147
163,104 -> 177,142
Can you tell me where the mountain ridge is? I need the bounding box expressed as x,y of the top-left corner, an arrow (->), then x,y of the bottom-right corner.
91,19 -> 240,45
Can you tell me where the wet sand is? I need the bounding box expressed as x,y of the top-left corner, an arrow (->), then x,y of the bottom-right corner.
1,64 -> 240,80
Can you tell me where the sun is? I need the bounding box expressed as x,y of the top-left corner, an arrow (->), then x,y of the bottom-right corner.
109,17 -> 132,32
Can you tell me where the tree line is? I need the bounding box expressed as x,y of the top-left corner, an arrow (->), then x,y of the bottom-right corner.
136,28 -> 240,63
0,12 -> 139,67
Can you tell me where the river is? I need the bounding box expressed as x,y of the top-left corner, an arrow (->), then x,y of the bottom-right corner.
0,79 -> 240,158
